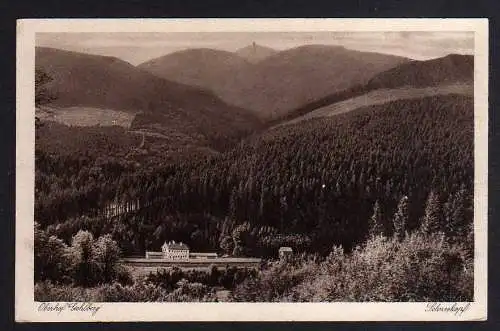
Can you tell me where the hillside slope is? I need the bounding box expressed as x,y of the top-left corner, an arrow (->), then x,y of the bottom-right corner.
274,54 -> 474,126
281,83 -> 473,126
36,47 -> 262,151
140,45 -> 409,119
366,54 -> 474,89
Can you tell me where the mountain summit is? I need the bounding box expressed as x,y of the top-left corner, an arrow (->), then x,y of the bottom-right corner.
235,43 -> 277,63
137,48 -> 253,100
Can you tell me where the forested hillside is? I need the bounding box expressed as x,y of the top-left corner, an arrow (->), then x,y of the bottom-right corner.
36,94 -> 474,258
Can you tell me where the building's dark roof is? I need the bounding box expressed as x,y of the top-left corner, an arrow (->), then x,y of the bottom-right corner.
163,241 -> 189,250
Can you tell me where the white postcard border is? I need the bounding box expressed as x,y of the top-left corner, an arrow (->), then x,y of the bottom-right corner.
15,18 -> 488,322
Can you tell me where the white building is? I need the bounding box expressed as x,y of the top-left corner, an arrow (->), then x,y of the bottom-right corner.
144,241 -> 219,261
161,241 -> 190,261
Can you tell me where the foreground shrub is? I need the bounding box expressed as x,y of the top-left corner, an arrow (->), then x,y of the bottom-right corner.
35,278 -> 217,302
146,266 -> 258,291
35,281 -> 94,302
292,232 -> 472,302
35,226 -> 131,287
163,279 -> 217,302
34,223 -> 73,284
232,232 -> 473,302
231,254 -> 317,302
95,281 -> 170,302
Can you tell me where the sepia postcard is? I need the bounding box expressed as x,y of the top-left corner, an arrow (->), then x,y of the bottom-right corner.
16,18 -> 488,322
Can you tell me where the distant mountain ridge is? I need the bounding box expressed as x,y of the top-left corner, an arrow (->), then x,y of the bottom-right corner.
137,48 -> 254,89
139,44 -> 410,119
37,46 -> 473,144
137,48 -> 254,110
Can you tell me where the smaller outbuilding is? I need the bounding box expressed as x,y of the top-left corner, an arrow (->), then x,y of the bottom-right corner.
190,252 -> 218,259
279,246 -> 293,261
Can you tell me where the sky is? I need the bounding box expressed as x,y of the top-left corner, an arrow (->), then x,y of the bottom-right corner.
36,31 -> 474,65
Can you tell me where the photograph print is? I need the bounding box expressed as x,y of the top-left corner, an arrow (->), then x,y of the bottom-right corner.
17,19 -> 488,321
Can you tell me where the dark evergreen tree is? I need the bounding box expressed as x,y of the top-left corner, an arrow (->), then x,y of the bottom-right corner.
228,188 -> 238,221
420,191 -> 442,234
446,187 -> 469,239
369,200 -> 384,238
393,195 -> 409,240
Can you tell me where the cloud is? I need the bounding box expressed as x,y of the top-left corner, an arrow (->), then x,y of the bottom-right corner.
37,31 -> 474,65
